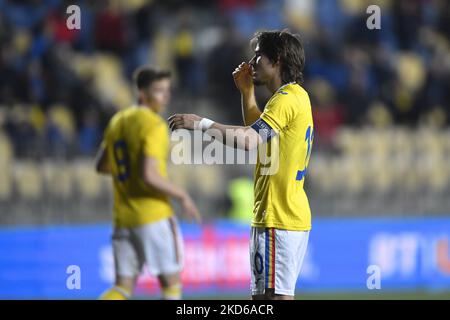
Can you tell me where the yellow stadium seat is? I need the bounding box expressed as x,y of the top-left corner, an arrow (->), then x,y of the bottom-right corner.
48,105 -> 76,141
341,0 -> 392,14
370,154 -> 394,194
427,159 -> 449,193
14,162 -> 43,200
0,133 -> 13,162
283,0 -> 315,32
167,163 -> 190,190
443,129 -> 450,161
365,128 -> 390,158
73,160 -> 103,199
335,127 -> 363,155
396,53 -> 426,92
94,54 -> 133,107
0,163 -> 12,200
311,156 -> 338,194
391,127 -> 411,153
0,133 -> 13,200
339,155 -> 366,195
42,162 -> 74,199
189,166 -> 225,197
366,102 -> 393,128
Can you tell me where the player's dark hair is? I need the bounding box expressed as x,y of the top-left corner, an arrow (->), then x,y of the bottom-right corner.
133,66 -> 171,90
251,29 -> 305,84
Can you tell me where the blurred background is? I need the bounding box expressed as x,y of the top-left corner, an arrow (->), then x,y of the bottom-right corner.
1,0 -> 450,299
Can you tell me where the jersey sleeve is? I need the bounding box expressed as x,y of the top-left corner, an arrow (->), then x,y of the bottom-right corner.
141,118 -> 168,159
250,118 -> 277,142
260,92 -> 297,133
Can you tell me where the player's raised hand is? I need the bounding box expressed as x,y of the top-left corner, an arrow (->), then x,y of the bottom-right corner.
232,62 -> 254,94
168,113 -> 202,131
180,194 -> 202,224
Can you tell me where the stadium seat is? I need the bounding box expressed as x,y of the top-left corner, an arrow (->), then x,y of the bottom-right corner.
14,162 -> 43,200
365,128 -> 390,157
370,154 -> 394,194
335,127 -> 363,155
48,105 -> 76,141
366,102 -> 393,128
95,55 -> 133,108
189,166 -> 225,197
427,158 -> 449,193
443,129 -> 450,160
0,161 -> 12,202
283,0 -> 315,33
73,160 -> 103,199
29,104 -> 46,134
0,133 -> 14,200
310,156 -> 337,194
340,155 -> 366,195
71,54 -> 133,109
42,162 -> 74,199
0,132 -> 13,163
340,0 -> 368,15
167,163 -> 190,190
396,53 -> 426,92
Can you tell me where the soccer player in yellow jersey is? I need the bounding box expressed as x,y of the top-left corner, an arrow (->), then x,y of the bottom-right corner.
95,66 -> 201,300
169,30 -> 313,300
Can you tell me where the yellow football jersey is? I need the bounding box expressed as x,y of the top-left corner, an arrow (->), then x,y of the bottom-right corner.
101,106 -> 173,228
252,83 -> 314,231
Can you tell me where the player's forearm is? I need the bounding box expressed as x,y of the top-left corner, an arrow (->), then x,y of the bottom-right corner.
209,122 -> 261,151
142,170 -> 187,201
168,113 -> 261,150
241,90 -> 261,126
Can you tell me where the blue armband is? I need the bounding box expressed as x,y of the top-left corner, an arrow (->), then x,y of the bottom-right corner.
250,118 -> 277,142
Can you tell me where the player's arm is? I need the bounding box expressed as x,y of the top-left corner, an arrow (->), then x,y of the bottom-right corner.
95,144 -> 111,175
141,156 -> 201,223
233,62 -> 262,126
168,114 -> 275,151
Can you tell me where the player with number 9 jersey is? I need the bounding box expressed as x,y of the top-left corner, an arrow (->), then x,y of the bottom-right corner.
102,107 -> 173,228
95,66 -> 200,301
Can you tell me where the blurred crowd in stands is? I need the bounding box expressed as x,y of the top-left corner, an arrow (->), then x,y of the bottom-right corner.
0,0 -> 449,159
1,0 -> 450,221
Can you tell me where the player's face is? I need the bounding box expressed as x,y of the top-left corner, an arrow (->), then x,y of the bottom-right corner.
249,44 -> 279,86
145,78 -> 171,112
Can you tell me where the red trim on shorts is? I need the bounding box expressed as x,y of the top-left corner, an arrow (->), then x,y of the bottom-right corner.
169,217 -> 180,264
271,228 -> 276,288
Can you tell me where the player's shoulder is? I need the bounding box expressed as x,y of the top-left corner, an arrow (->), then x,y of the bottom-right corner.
267,83 -> 302,108
274,83 -> 311,109
132,107 -> 162,120
111,105 -> 136,118
132,108 -> 167,134
277,83 -> 309,98
107,107 -> 129,128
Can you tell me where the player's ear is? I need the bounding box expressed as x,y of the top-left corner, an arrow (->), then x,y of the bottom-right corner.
138,89 -> 146,104
276,56 -> 281,66
272,56 -> 281,67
